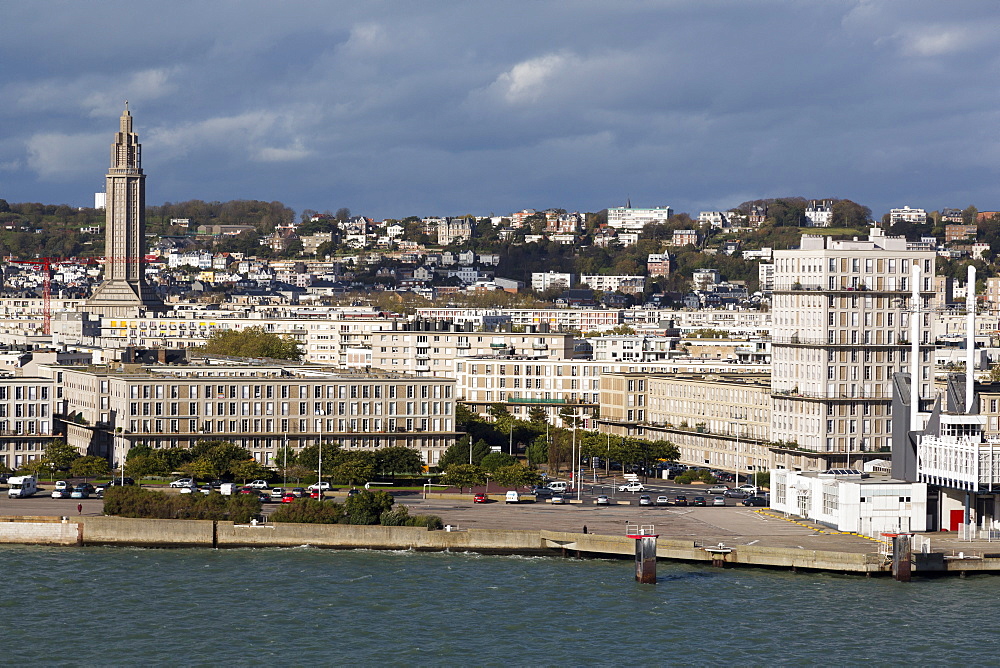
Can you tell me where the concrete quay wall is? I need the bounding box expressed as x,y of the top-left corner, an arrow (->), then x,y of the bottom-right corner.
0,518 -> 81,546
11,514 -> 1000,576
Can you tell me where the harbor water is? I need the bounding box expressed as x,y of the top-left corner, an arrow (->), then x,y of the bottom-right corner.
3,544 -> 996,665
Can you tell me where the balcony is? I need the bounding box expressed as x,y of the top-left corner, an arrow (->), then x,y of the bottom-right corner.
489,342 -> 508,349
456,341 -> 471,349
532,342 -> 548,350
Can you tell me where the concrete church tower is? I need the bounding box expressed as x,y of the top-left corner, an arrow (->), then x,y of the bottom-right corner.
86,103 -> 165,317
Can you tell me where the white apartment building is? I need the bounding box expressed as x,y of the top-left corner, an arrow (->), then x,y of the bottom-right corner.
0,376 -> 58,470
698,211 -> 729,228
590,335 -> 676,362
607,206 -> 673,231
579,275 -> 646,295
889,206 -> 927,225
531,272 -> 575,292
437,218 -> 475,246
771,228 -> 936,467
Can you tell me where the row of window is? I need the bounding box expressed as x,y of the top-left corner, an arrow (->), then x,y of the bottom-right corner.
123,383 -> 451,400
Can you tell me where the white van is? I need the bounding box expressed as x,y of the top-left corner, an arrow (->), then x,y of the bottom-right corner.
505,490 -> 520,504
219,483 -> 239,496
546,481 -> 569,493
7,475 -> 38,498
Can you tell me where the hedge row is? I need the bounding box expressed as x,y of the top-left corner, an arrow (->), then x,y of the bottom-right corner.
102,486 -> 261,523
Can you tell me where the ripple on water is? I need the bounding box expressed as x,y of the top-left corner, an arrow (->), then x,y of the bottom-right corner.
1,545 -> 997,665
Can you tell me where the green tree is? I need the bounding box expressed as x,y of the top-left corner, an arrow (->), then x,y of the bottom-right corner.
231,459 -> 269,484
197,326 -> 303,360
440,464 -> 486,493
373,446 -> 423,477
438,436 -> 490,468
43,440 -> 81,471
527,435 -> 549,466
331,453 -> 375,485
296,442 -> 342,472
124,453 -> 171,482
527,406 -> 548,423
70,455 -> 111,481
491,464 -> 542,488
480,452 -> 517,472
344,490 -> 395,525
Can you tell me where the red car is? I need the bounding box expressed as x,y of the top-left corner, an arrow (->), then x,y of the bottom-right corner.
473,493 -> 488,503
281,493 -> 296,503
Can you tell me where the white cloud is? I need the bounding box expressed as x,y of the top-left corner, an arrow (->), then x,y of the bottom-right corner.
7,67 -> 178,118
256,140 -> 312,162
491,52 -> 573,104
892,26 -> 986,57
25,131 -> 105,180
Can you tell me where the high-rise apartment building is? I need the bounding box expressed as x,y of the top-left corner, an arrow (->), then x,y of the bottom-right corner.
770,229 -> 936,468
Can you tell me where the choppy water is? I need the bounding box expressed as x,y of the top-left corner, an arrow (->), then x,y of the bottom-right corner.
2,545 -> 996,666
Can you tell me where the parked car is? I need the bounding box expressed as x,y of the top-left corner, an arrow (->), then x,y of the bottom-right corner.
724,489 -> 749,499
169,478 -> 194,488
107,478 -> 135,487
347,488 -> 360,497
638,495 -> 653,506
75,483 -> 96,495
473,493 -> 488,503
550,494 -> 567,504
269,487 -> 286,500
705,485 -> 731,495
209,480 -> 225,489
736,484 -> 758,494
248,480 -> 270,490
51,488 -> 73,499
712,496 -> 727,507
692,496 -> 707,507
742,496 -> 769,507
655,495 -> 670,506
505,491 -> 520,504
595,495 -> 610,505
54,480 -> 71,491
291,487 -> 307,497
181,485 -> 211,495
307,482 -> 332,492
673,495 -> 688,506
239,486 -> 257,494
530,487 -> 553,498
281,492 -> 296,503
70,488 -> 89,499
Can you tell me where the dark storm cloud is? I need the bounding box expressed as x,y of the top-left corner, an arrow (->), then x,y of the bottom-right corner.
2,0 -> 999,219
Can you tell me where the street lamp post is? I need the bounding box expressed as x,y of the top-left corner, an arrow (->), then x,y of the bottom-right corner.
317,409 -> 325,500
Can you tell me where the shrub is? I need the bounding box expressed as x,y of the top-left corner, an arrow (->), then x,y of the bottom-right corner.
102,487 -> 260,522
269,498 -> 345,524
406,514 -> 443,530
344,490 -> 395,525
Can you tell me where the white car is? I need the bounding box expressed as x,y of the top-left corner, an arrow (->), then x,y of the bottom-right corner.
169,478 -> 194,488
248,480 -> 270,489
180,485 -> 210,495
307,482 -> 331,492
618,482 -> 645,493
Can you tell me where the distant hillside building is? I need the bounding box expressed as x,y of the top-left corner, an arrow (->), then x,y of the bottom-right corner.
647,253 -> 672,277
580,275 -> 646,295
669,229 -> 700,247
437,218 -> 475,246
805,200 -> 834,227
531,272 -> 575,292
889,206 -> 927,225
607,205 -> 673,231
945,224 -> 977,243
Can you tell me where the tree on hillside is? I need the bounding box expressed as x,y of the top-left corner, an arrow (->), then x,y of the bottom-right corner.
197,326 -> 302,360
831,200 -> 872,228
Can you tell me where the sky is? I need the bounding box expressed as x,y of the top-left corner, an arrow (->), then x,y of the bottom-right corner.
2,0 -> 1000,221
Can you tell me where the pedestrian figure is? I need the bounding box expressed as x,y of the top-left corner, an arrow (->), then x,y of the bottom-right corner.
77,503 -> 83,515
583,525 -> 588,534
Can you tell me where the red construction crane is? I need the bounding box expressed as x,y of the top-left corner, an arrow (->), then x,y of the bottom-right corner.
6,257 -> 88,335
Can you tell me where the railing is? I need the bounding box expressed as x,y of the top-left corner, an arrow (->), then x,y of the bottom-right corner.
774,282 -> 929,293
772,388 -> 892,399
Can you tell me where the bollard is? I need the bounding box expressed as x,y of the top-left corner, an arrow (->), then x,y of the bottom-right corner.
891,534 -> 912,582
629,534 -> 658,584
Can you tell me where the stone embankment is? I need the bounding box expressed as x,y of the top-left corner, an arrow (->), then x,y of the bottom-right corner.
4,514 -> 993,576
